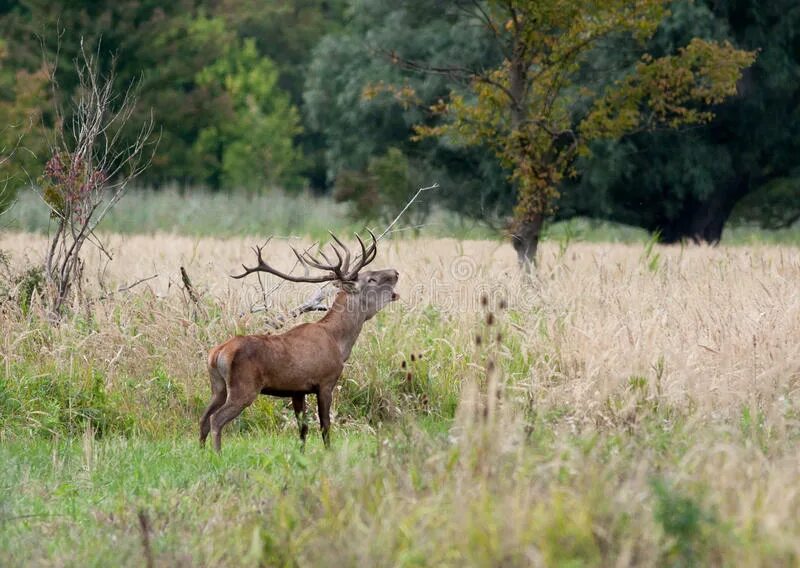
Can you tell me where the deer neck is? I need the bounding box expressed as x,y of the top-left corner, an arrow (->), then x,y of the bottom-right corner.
318,291 -> 367,362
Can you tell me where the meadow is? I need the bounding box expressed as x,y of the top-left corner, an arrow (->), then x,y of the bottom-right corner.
8,187 -> 799,245
1,222 -> 799,566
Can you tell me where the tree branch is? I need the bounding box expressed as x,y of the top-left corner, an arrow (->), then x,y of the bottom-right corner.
380,49 -> 517,103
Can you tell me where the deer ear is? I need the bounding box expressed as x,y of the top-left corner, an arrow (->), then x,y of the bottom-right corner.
334,280 -> 359,293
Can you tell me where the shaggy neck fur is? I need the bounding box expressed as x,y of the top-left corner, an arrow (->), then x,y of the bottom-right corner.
318,291 -> 367,362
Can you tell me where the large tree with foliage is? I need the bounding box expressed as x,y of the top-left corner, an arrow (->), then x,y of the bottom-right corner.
211,0 -> 349,188
560,0 -> 800,242
0,0 -> 183,181
406,0 -> 754,267
188,16 -> 304,190
0,1 -> 306,191
304,0 -> 514,219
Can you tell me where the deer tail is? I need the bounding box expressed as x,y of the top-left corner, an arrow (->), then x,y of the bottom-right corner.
208,346 -> 231,389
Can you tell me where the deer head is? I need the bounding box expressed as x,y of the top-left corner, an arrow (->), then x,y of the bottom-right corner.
233,229 -> 399,320
336,267 -> 400,320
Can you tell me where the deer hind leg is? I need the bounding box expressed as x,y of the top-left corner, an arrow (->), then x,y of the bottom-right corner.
317,387 -> 333,448
200,367 -> 227,447
292,395 -> 308,447
210,392 -> 256,452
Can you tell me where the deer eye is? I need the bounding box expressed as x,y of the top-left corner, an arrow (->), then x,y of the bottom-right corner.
367,277 -> 376,284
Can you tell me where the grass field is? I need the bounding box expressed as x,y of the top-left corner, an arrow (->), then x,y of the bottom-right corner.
1,231 -> 799,566
5,186 -> 799,245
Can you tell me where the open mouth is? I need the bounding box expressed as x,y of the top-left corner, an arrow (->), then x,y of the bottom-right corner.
391,291 -> 400,301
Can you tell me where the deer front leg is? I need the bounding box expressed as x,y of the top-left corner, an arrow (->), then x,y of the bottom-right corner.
292,394 -> 308,446
317,387 -> 333,448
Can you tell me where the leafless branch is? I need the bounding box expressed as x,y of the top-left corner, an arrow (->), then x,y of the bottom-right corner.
375,183 -> 439,242
36,37 -> 158,318
383,50 -> 517,103
116,274 -> 158,293
97,273 -> 159,300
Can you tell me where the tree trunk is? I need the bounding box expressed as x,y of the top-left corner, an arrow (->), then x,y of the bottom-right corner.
508,42 -> 542,272
657,175 -> 750,244
511,214 -> 544,271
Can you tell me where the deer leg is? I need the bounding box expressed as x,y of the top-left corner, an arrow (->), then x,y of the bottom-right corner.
200,368 -> 227,447
292,395 -> 308,447
317,388 -> 333,449
210,394 -> 254,452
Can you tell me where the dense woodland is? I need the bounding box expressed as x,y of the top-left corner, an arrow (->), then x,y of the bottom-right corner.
0,0 -> 798,249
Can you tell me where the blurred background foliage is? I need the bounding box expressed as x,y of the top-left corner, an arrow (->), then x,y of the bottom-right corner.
0,0 -> 797,241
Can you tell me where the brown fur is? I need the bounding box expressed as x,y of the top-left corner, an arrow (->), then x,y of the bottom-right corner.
200,268 -> 399,451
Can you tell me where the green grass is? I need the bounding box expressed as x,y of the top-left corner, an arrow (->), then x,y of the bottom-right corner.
5,186 -> 798,244
3,186 -> 498,241
0,432 -> 364,566
0,304 -> 796,566
4,308 -> 789,566
1,410 -> 794,567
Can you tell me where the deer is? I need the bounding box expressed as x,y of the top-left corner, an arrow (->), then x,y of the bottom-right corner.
200,231 -> 399,451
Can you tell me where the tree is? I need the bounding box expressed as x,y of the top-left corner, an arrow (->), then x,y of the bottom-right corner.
191,18 -> 304,191
560,0 -> 800,242
0,0 -> 195,184
304,0 -> 512,218
212,0 -> 349,189
410,0 -> 754,268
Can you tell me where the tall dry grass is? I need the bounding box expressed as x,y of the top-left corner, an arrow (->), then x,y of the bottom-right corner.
1,231 -> 799,565
2,232 -> 797,414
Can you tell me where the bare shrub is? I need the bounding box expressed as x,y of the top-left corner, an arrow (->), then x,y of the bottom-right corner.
38,40 -> 156,317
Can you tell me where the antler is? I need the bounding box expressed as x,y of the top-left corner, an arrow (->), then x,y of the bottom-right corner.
345,229 -> 378,280
232,230 -> 378,283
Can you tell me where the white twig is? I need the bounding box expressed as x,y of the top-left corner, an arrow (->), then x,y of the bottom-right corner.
375,183 -> 439,242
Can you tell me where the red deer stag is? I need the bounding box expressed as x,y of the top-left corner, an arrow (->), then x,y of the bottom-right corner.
200,231 -> 399,451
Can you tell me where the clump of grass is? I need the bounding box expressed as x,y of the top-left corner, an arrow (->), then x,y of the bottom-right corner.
0,252 -> 45,316
651,477 -> 723,567
15,266 -> 44,315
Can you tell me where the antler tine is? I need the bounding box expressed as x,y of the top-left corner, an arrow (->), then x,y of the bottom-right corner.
328,232 -> 351,274
360,229 -> 379,264
345,229 -> 379,279
317,246 -> 334,266
299,246 -> 344,276
321,238 -> 345,270
231,244 -> 266,280
364,228 -> 378,264
328,243 -> 347,276
232,240 -> 338,284
290,246 -> 308,266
